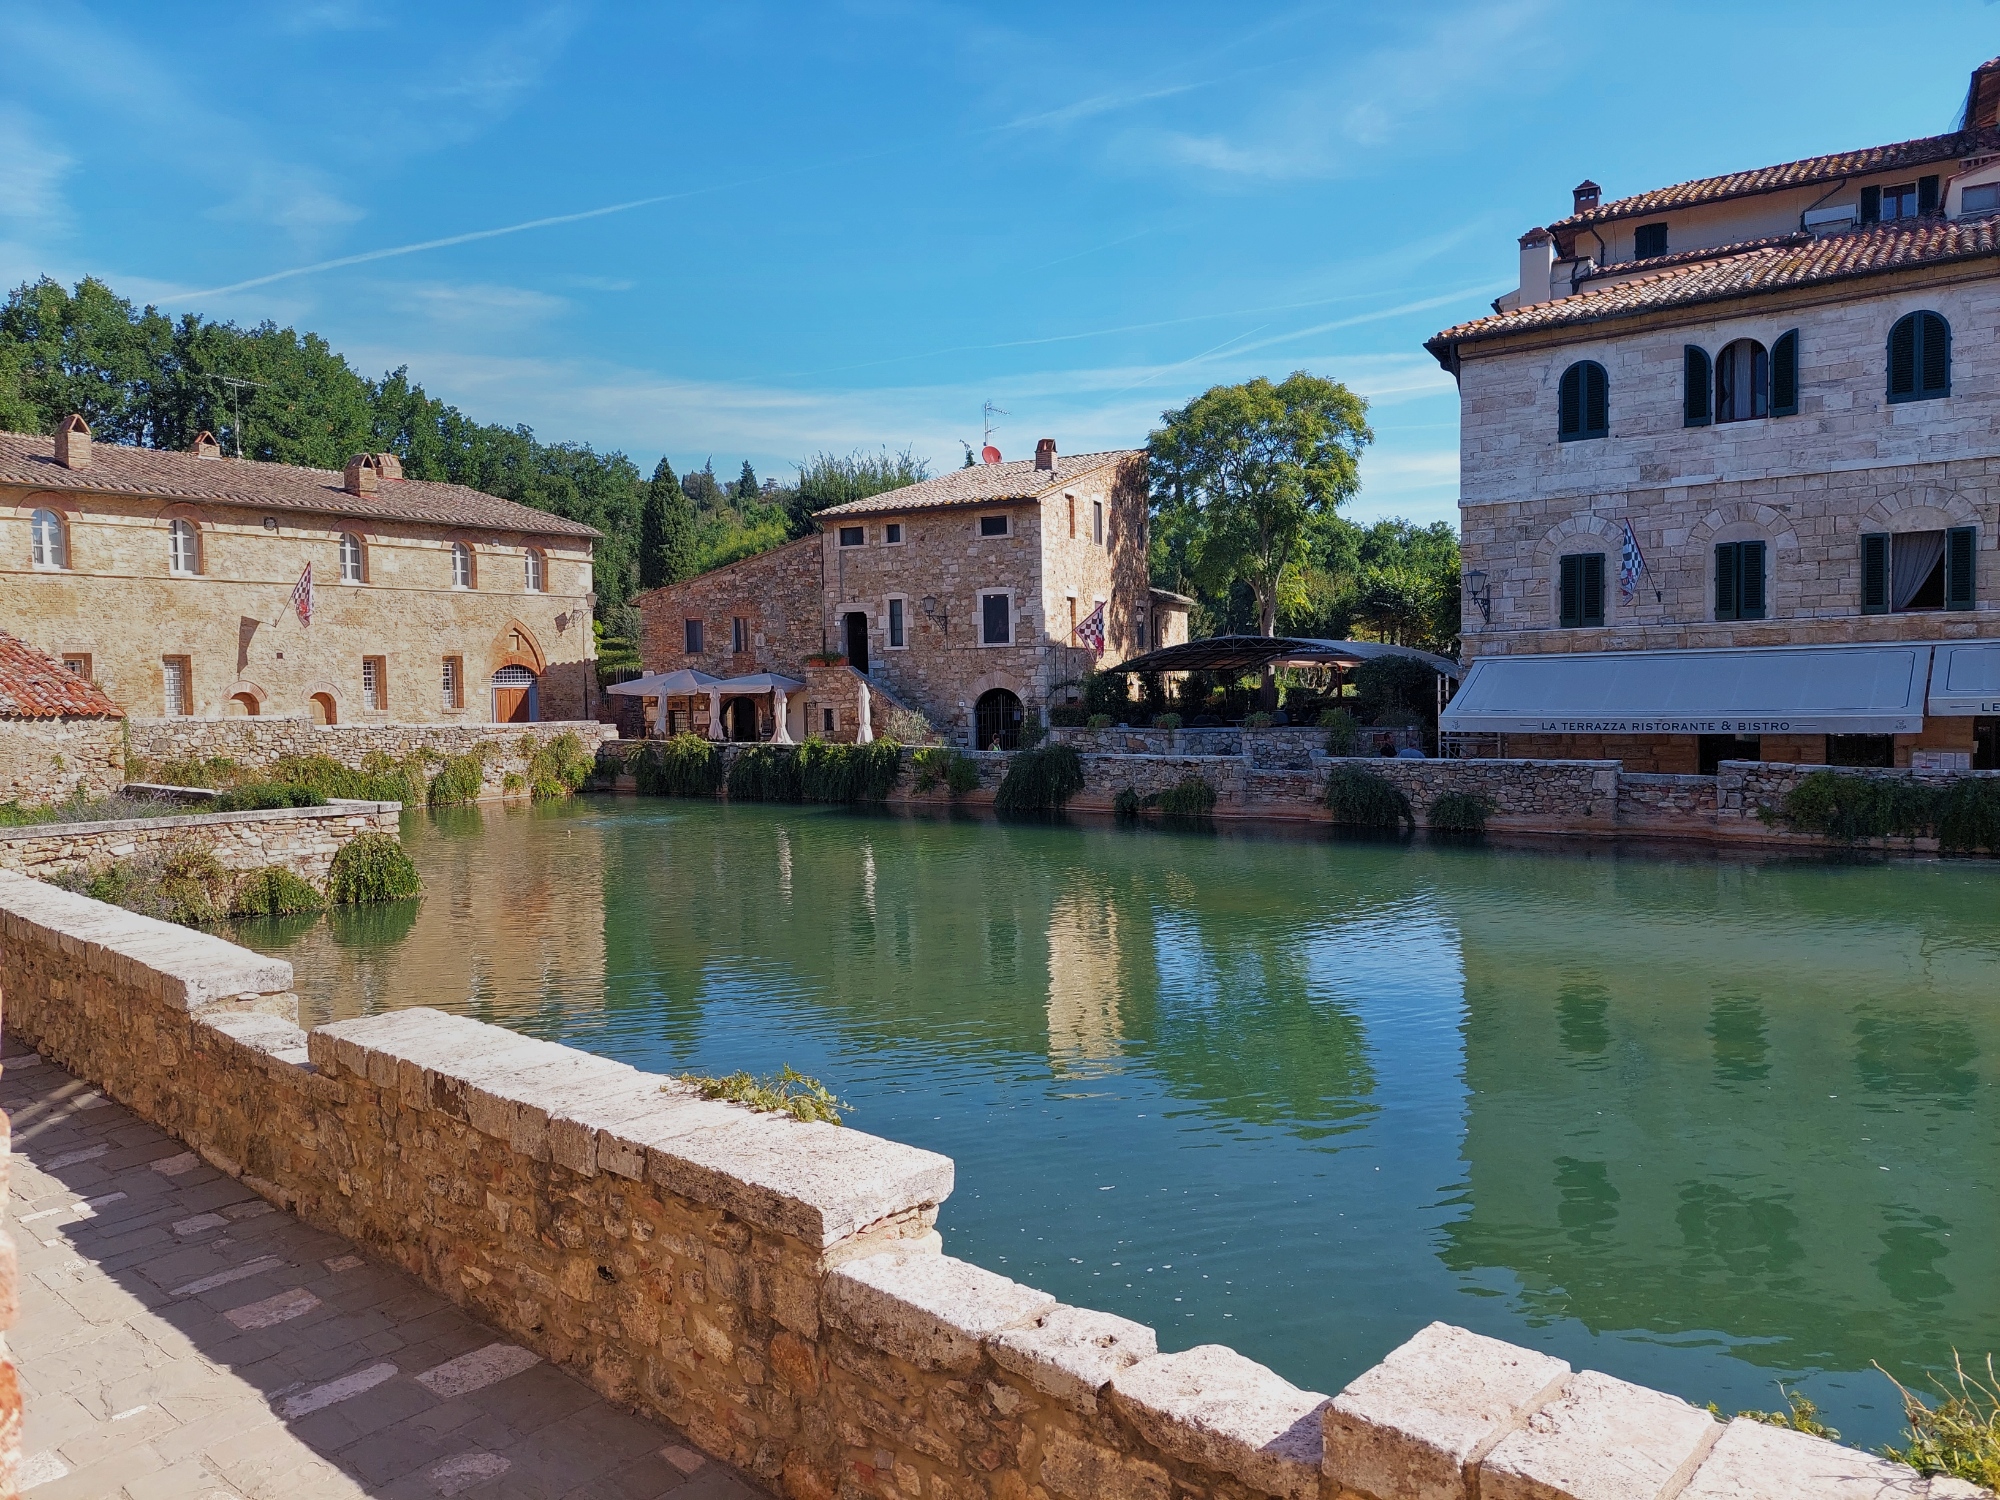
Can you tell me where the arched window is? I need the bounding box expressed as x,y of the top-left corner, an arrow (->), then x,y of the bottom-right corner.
524,547 -> 546,592
1557,361 -> 1608,441
29,508 -> 66,568
167,517 -> 200,575
339,531 -> 366,583
1888,311 -> 1950,402
1715,340 -> 1768,422
451,541 -> 473,588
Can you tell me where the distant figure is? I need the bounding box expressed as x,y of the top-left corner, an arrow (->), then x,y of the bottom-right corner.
1378,737 -> 1396,757
1397,745 -> 1426,759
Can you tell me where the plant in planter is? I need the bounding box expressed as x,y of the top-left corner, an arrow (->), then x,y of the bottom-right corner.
1086,713 -> 1114,729
1154,713 -> 1184,731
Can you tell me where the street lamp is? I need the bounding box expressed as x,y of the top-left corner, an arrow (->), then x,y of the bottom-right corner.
1466,569 -> 1491,625
922,595 -> 947,638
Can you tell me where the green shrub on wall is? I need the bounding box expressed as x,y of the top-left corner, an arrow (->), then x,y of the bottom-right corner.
1937,779 -> 2000,856
1774,769 -> 2000,854
269,753 -> 425,805
1085,714 -> 1114,729
1324,764 -> 1413,831
727,745 -> 803,803
799,738 -> 903,803
1427,790 -> 1495,835
1156,775 -> 1218,818
1154,713 -> 1183,731
427,746 -> 490,806
232,866 -> 326,917
526,731 -> 596,800
1320,708 -> 1359,756
208,782 -> 327,812
994,744 -> 1085,814
638,734 -> 724,798
912,747 -> 978,796
327,832 -> 422,904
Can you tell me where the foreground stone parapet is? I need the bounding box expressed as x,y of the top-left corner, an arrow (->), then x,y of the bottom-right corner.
1110,1345 -> 1328,1500
824,1248 -> 1054,1371
990,1303 -> 1158,1413
1481,1369 -> 1720,1500
1679,1418 -> 1989,1500
1326,1321 -> 1571,1500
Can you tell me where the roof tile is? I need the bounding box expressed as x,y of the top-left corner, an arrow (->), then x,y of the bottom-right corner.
813,450 -> 1140,518
0,631 -> 122,719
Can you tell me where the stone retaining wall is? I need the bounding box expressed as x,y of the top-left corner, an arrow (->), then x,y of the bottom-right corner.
1,872 -> 1974,1500
0,717 -> 124,808
126,719 -> 617,801
0,799 -> 400,881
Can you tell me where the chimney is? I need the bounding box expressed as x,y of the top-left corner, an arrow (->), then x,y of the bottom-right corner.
190,430 -> 221,460
1034,437 -> 1057,472
1967,56 -> 2000,131
1518,228 -> 1556,305
343,453 -> 379,496
1572,180 -> 1601,214
54,413 -> 91,470
373,451 -> 404,481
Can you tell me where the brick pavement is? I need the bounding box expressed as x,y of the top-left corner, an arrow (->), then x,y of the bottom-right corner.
2,1044 -> 766,1500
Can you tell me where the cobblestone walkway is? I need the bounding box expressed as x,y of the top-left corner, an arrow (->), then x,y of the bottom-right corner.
4,1045 -> 765,1500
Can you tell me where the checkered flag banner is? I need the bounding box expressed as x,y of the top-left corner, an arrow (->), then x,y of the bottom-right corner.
1620,521 -> 1647,601
291,562 -> 314,627
1075,600 -> 1106,655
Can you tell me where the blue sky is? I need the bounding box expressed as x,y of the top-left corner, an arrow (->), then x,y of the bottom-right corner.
2,3 -> 1994,527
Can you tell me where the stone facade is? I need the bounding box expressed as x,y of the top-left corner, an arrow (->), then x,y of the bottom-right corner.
3,869 -> 1972,1500
0,799 -> 399,882
0,717 -> 123,806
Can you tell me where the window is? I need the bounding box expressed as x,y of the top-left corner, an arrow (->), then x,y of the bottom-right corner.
1558,552 -> 1605,628
452,542 -> 473,588
162,656 -> 191,717
442,656 -> 463,710
29,509 -> 65,568
885,523 -> 903,545
167,518 -> 199,575
980,591 -> 1011,645
888,596 -> 906,648
1092,498 -> 1104,545
362,656 -> 387,711
1698,735 -> 1760,775
1067,496 -> 1076,538
1962,183 -> 2000,217
339,531 -> 365,583
1769,329 -> 1799,417
823,707 -> 835,734
1826,734 -> 1895,768
685,618 -> 704,653
525,548 -> 546,591
1557,361 -> 1608,440
1683,347 -> 1712,428
979,515 -> 1009,537
1865,176 -> 1938,223
1713,540 -> 1767,621
1633,222 -> 1668,259
1715,340 -> 1768,422
1862,527 -> 1975,613
731,616 -> 748,653
1888,311 -> 1950,402
1136,612 -> 1148,650
839,526 -> 865,547
62,654 -> 90,680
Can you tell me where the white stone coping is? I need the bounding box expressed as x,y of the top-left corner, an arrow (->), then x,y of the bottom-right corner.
0,797 -> 400,843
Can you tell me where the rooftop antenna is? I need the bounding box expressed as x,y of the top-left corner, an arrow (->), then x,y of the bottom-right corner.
205,374 -> 272,459
981,400 -> 1007,464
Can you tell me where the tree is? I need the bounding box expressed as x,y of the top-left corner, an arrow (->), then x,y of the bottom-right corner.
736,460 -> 759,500
639,458 -> 697,590
1148,372 -> 1372,641
788,447 -> 928,538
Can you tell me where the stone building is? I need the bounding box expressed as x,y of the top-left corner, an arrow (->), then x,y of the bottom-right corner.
0,628 -> 123,806
634,443 -> 1189,747
0,421 -> 599,727
1431,57 -> 2000,772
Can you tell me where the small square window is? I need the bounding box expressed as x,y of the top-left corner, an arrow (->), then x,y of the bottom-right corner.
62,654 -> 91,680
685,619 -> 704,653
839,526 -> 865,547
979,515 -> 1008,538
885,523 -> 903,544
1633,222 -> 1668,258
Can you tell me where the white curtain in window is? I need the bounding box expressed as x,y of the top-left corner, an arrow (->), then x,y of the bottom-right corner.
1891,530 -> 1946,610
30,509 -> 64,567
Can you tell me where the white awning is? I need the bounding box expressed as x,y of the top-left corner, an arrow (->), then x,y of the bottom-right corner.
714,672 -> 806,693
1440,644 -> 1932,736
605,669 -> 719,698
1928,642 -> 2000,715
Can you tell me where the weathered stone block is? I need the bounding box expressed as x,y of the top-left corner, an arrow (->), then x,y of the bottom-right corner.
1480,1370 -> 1719,1500
824,1251 -> 1053,1373
989,1304 -> 1156,1414
1680,1418 -> 1988,1500
1323,1321 -> 1570,1500
1109,1345 -> 1327,1500
1038,1426 -> 1172,1500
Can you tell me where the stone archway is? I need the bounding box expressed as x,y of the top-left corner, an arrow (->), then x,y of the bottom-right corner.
975,689 -> 1024,751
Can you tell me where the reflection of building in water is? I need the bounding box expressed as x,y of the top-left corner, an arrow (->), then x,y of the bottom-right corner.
1441,862 -> 2000,1379
1045,890 -> 1124,1077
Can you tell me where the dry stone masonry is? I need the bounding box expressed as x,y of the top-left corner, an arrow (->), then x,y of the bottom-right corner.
0,797 -> 399,881
0,869 -> 1981,1500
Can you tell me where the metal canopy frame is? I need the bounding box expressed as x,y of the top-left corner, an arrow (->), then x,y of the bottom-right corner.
1103,635 -> 1461,679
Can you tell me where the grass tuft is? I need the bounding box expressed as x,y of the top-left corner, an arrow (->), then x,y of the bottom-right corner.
676,1065 -> 848,1125
1879,1354 -> 2000,1490
232,866 -> 327,917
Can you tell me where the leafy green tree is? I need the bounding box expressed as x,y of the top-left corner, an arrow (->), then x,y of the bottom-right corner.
639,458 -> 697,589
736,460 -> 759,499
788,447 -> 928,537
1147,371 -> 1372,640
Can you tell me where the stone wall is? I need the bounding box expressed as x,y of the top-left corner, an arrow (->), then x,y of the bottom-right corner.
0,717 -> 123,806
0,799 -> 400,881
0,963 -> 16,1495
1,871 -> 1973,1500
126,718 -> 617,800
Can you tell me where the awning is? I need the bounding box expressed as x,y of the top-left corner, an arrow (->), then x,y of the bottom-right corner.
604,669 -> 719,698
714,672 -> 807,694
1108,635 -> 1461,679
1440,643 -> 1933,735
1928,642 -> 2000,715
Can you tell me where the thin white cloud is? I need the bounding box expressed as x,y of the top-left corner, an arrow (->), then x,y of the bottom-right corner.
0,107 -> 74,240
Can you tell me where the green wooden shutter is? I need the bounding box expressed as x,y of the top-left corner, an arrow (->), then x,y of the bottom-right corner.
1559,554 -> 1582,627
1769,330 -> 1799,416
1584,363 -> 1608,437
1861,532 -> 1890,614
1945,525 -> 1977,610
1740,540 -> 1767,620
1558,365 -> 1582,439
1888,316 -> 1917,400
1581,553 -> 1605,626
1715,543 -> 1739,621
1919,175 -> 1940,215
1861,185 -> 1882,223
1919,312 -> 1950,397
1684,346 -> 1712,426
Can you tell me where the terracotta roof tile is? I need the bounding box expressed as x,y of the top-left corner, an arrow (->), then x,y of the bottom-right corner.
0,432 -> 601,539
0,630 -> 122,719
1547,127 -> 2000,232
812,450 -> 1140,518
1428,216 -> 2000,363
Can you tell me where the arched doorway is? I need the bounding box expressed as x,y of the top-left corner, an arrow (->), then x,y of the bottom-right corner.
723,695 -> 761,742
843,611 -> 869,673
975,688 -> 1023,751
309,692 -> 337,726
492,664 -> 538,723
226,693 -> 260,718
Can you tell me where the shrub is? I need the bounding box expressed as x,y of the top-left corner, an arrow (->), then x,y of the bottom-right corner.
913,746 -> 978,796
678,1065 -> 848,1125
994,744 -> 1085,814
1081,670 -> 1129,718
326,832 -> 422,904
1154,713 -> 1184,731
1112,786 -> 1144,819
232,865 -> 326,917
502,771 -> 525,794
883,706 -> 939,745
640,734 -> 723,798
1086,713 -> 1114,729
1016,718 -> 1048,750
1243,711 -> 1275,728
1324,764 -> 1413,830
526,731 -> 596,801
727,744 -> 803,802
427,746 -> 490,806
148,755 -> 241,789
1047,704 -> 1087,728
1778,770 -> 1937,844
1881,1352 -> 2000,1490
1936,779 -> 2000,855
210,782 -> 327,812
799,738 -> 903,803
1320,707 -> 1360,755
72,840 -> 235,927
1354,656 -> 1441,727
1156,775 -> 1218,819
270,753 -> 423,804
1427,790 -> 1495,835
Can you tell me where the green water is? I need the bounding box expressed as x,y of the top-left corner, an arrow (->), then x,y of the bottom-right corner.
236,798 -> 2000,1447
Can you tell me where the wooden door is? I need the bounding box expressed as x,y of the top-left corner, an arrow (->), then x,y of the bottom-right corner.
495,687 -> 531,723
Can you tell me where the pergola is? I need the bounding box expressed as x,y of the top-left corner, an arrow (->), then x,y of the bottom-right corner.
1103,636 -> 1461,679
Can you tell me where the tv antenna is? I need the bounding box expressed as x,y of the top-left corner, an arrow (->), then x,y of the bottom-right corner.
205,374 -> 271,459
980,400 -> 1007,464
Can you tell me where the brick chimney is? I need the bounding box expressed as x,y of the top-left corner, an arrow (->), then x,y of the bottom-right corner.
54,413 -> 90,470
1967,56 -> 2000,130
1572,180 -> 1601,214
1034,437 -> 1057,472
373,451 -> 404,481
343,453 -> 379,496
190,430 -> 221,460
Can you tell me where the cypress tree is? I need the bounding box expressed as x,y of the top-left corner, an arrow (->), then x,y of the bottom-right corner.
737,459 -> 758,499
640,458 -> 696,589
